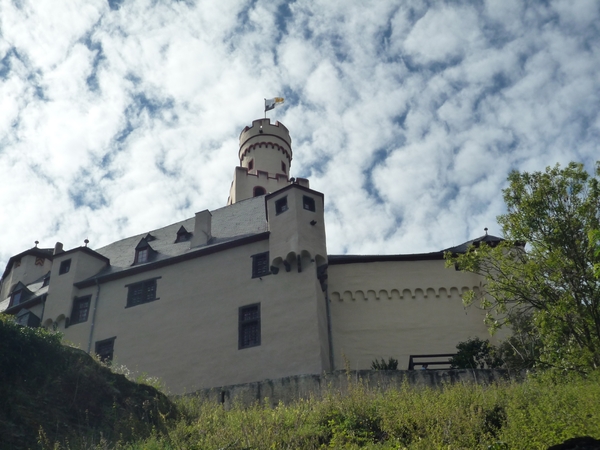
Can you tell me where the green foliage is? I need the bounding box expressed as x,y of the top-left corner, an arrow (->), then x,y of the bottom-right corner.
109,372 -> 600,449
446,162 -> 600,372
450,337 -> 504,369
0,314 -> 177,450
371,357 -> 398,370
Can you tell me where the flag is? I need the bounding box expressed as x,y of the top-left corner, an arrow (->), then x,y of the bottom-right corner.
265,97 -> 284,111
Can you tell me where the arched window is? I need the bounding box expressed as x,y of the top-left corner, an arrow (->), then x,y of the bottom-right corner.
253,186 -> 266,197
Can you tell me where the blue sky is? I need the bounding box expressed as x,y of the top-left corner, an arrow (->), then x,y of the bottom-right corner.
0,0 -> 599,269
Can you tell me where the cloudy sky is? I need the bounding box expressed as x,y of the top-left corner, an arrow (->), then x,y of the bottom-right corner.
1,0 -> 599,269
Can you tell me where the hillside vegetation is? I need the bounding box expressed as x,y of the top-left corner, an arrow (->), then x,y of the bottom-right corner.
0,315 -> 177,450
1,314 -> 600,449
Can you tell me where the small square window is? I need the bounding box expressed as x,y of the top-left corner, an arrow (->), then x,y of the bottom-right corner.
252,252 -> 270,278
239,304 -> 260,349
275,197 -> 288,215
303,196 -> 316,212
95,337 -> 116,363
59,259 -> 71,275
70,295 -> 92,325
126,278 -> 158,307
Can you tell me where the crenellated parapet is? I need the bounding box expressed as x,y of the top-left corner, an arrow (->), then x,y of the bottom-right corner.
330,286 -> 480,302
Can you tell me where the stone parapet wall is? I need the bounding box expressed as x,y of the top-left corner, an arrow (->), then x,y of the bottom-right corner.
190,369 -> 524,408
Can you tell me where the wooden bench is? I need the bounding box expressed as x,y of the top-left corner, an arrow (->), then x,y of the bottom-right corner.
408,353 -> 456,370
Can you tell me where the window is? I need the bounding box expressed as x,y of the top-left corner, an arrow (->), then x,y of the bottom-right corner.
11,290 -> 22,306
303,195 -> 316,212
175,226 -> 192,243
135,248 -> 149,264
248,159 -> 254,171
70,295 -> 91,325
239,304 -> 260,349
42,276 -> 50,287
275,196 -> 288,215
126,278 -> 159,307
59,259 -> 71,275
252,252 -> 270,278
281,161 -> 286,173
253,186 -> 266,197
95,337 -> 116,363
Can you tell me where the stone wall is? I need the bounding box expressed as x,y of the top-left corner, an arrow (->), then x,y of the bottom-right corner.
191,369 -> 524,408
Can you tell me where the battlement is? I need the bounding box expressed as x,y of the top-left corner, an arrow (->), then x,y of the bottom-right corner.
239,119 -> 292,160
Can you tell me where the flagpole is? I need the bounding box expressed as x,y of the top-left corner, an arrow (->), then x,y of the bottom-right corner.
264,98 -> 266,119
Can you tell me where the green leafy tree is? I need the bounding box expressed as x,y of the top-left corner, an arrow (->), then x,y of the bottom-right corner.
450,337 -> 504,369
446,162 -> 600,371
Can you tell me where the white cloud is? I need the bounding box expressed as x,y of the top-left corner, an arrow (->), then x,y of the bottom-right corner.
0,0 -> 599,270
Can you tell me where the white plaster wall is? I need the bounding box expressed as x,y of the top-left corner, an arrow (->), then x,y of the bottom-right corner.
327,260 -> 493,371
74,240 -> 328,393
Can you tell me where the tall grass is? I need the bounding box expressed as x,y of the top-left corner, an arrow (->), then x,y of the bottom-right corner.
52,371 -> 600,450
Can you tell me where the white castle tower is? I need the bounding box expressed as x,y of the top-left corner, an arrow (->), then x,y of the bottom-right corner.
227,118 -> 309,205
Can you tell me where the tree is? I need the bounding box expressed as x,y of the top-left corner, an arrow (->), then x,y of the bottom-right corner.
449,337 -> 504,369
446,162 -> 600,371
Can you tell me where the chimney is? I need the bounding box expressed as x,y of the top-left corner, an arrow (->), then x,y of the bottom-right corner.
191,210 -> 212,248
53,242 -> 64,255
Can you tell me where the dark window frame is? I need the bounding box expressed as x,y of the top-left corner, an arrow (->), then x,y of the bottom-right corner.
125,278 -> 160,308
251,252 -> 270,278
95,337 -> 116,363
59,259 -> 71,275
135,247 -> 149,264
239,303 -> 261,349
275,196 -> 288,215
10,289 -> 22,307
70,295 -> 92,325
303,195 -> 316,212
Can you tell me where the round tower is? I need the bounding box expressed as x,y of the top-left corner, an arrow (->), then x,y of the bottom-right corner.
239,119 -> 292,177
228,119 -> 308,205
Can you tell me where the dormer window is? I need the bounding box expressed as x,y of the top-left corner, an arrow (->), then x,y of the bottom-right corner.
136,248 -> 149,263
11,290 -> 22,306
134,238 -> 156,265
175,226 -> 192,243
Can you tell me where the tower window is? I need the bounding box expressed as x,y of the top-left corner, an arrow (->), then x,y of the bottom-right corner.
281,161 -> 286,173
253,186 -> 266,197
303,196 -> 316,212
59,259 -> 71,275
70,295 -> 92,325
251,252 -> 270,278
248,159 -> 254,171
239,303 -> 261,349
275,197 -> 288,215
95,337 -> 116,363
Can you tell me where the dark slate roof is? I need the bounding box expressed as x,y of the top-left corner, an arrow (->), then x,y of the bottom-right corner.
328,234 -> 505,265
83,195 -> 268,280
442,233 -> 504,254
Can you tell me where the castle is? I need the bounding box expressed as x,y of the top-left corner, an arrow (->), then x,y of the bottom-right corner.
0,119 -> 500,393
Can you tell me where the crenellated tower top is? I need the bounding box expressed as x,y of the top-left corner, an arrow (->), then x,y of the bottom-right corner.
228,119 -> 308,205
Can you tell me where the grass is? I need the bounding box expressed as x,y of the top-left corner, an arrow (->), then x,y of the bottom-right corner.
73,370 -> 600,450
